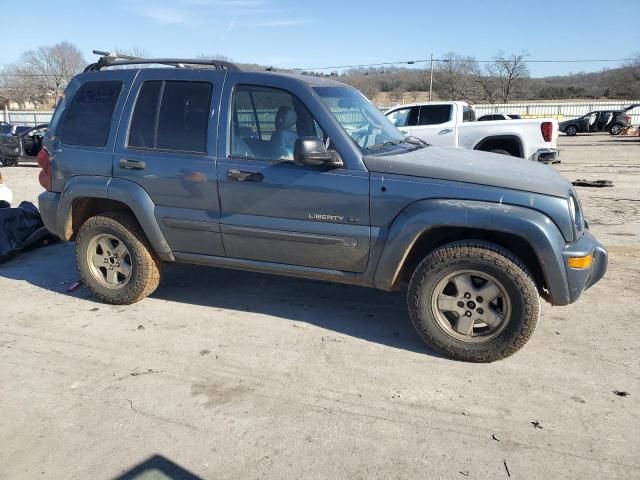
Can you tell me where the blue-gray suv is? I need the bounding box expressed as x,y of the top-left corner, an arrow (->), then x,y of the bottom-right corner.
37,52 -> 607,362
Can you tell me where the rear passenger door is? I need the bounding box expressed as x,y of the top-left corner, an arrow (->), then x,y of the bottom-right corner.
114,70 -> 225,256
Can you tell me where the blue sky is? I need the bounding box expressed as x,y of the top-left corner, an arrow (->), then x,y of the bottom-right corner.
1,0 -> 638,77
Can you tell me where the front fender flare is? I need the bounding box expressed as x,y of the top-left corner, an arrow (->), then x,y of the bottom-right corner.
373,199 -> 571,305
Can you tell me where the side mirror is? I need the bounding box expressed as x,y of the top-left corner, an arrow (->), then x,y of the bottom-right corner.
294,137 -> 342,168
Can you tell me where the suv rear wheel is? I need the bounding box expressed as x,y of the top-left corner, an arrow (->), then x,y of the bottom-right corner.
76,212 -> 162,305
407,240 -> 539,362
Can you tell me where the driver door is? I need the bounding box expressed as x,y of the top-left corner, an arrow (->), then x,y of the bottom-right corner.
216,82 -> 371,272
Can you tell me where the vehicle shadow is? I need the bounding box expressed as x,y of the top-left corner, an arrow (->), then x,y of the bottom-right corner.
113,454 -> 202,480
0,242 -> 430,356
603,138 -> 640,144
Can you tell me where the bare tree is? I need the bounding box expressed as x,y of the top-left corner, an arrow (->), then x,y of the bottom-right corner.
487,51 -> 530,103
20,41 -> 85,104
433,53 -> 478,101
0,63 -> 38,109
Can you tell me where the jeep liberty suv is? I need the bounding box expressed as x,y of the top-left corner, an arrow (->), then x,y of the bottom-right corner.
37,52 -> 607,362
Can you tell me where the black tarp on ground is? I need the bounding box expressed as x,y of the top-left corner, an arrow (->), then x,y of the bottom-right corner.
0,201 -> 58,263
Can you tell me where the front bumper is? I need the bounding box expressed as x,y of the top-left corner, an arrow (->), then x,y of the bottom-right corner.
533,148 -> 560,163
562,230 -> 608,304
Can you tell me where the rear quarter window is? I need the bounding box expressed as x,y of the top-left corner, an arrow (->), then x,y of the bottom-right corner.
59,81 -> 123,147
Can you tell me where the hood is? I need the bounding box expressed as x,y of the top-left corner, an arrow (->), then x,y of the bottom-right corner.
364,146 -> 572,198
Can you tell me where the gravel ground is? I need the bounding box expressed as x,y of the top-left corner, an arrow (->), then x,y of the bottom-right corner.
0,134 -> 638,479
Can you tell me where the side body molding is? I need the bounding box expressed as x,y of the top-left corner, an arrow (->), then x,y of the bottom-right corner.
373,199 -> 571,305
56,176 -> 174,261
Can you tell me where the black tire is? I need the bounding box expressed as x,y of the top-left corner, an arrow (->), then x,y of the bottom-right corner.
407,240 -> 539,362
1,157 -> 18,167
609,123 -> 624,136
490,148 -> 512,156
76,212 -> 162,305
565,125 -> 578,136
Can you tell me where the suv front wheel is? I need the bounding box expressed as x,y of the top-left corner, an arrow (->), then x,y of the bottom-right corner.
407,240 -> 539,362
76,212 -> 162,305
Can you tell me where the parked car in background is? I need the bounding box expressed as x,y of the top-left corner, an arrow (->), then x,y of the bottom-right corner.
0,124 -> 48,166
385,102 -> 558,162
0,122 -> 12,135
559,105 -> 639,136
0,169 -> 12,206
478,113 -> 521,121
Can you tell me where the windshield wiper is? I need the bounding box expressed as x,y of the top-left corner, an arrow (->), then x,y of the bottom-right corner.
366,139 -> 403,150
405,136 -> 430,147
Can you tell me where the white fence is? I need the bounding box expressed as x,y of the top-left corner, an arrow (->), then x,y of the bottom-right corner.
474,100 -> 640,124
1,110 -> 53,126
2,100 -> 640,127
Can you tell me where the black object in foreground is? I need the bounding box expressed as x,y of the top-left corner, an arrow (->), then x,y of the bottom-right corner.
572,179 -> 614,188
0,201 -> 58,263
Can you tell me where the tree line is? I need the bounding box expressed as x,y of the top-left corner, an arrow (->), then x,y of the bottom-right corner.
303,52 -> 640,104
1,43 -> 638,109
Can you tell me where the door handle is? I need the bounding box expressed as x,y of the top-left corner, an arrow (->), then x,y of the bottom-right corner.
119,159 -> 146,170
439,128 -> 453,134
227,169 -> 263,182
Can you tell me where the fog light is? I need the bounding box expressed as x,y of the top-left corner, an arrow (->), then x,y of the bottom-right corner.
568,255 -> 592,269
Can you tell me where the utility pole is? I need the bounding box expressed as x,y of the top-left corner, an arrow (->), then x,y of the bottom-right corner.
429,53 -> 434,102
428,54 -> 450,102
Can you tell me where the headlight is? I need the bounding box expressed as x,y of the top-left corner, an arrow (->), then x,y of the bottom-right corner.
568,195 -> 577,224
568,194 -> 585,236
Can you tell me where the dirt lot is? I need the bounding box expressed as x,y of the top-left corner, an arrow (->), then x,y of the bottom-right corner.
1,134 -> 638,479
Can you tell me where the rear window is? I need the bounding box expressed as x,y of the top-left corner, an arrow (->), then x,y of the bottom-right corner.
418,105 -> 452,125
60,81 -> 122,147
128,80 -> 212,154
462,106 -> 476,122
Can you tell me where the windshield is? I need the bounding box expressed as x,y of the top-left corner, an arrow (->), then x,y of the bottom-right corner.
314,86 -> 406,151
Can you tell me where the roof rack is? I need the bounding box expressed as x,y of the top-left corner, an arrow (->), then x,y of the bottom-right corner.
84,50 -> 240,72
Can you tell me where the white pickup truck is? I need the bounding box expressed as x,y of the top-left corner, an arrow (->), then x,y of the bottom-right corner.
385,101 -> 559,162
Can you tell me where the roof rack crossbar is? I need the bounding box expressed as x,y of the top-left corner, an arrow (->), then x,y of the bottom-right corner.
84,50 -> 240,72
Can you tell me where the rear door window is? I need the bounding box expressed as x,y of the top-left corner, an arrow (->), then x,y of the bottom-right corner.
418,105 -> 452,125
60,81 -> 123,147
128,80 -> 212,154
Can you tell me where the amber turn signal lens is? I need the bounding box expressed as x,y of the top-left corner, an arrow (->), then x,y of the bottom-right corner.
568,255 -> 592,269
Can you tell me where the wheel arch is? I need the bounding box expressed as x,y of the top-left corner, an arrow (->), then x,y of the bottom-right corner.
373,199 -> 571,305
398,227 -> 545,295
56,176 -> 174,261
473,135 -> 524,158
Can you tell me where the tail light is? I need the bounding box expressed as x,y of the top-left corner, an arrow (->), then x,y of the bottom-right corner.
541,122 -> 553,142
37,148 -> 52,191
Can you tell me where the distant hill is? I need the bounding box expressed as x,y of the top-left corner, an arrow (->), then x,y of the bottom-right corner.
528,66 -> 640,100
308,61 -> 640,104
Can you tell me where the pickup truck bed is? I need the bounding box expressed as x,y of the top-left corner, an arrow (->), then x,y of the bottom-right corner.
385,101 -> 559,162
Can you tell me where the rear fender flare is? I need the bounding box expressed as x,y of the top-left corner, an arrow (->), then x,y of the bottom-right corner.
56,176 -> 173,261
